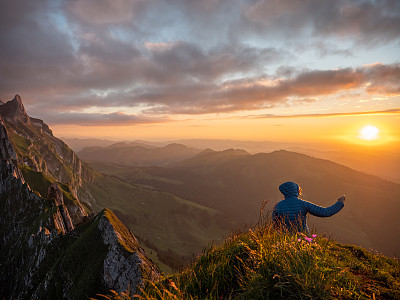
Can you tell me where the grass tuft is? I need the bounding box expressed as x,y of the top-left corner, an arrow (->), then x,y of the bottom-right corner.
92,208 -> 399,300
133,220 -> 400,300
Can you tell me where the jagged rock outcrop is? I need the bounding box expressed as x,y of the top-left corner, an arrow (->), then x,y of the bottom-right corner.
0,117 -> 17,162
0,160 -> 160,298
98,210 -> 160,296
0,95 -> 94,224
0,96 -> 160,298
30,117 -> 53,135
0,95 -> 31,124
48,182 -> 64,206
0,160 -> 54,298
48,182 -> 75,233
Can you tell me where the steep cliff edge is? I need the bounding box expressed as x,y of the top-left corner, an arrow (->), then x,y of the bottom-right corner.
0,160 -> 159,298
0,96 -> 160,299
0,95 -> 95,224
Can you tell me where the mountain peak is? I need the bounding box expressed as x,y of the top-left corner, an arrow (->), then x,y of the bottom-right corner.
0,95 -> 30,124
13,94 -> 22,104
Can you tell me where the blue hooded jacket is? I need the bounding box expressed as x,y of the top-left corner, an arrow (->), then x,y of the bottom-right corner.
272,182 -> 344,234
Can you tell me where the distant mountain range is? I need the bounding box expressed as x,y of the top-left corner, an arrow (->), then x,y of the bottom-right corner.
1,95 -> 399,299
62,138 -> 164,152
65,137 -> 400,183
78,142 -> 202,166
89,148 -> 400,258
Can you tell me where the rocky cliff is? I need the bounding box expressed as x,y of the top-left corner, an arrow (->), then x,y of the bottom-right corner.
0,95 -> 95,224
0,96 -> 160,299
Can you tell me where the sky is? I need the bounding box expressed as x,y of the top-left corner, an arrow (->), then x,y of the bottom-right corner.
0,0 -> 399,147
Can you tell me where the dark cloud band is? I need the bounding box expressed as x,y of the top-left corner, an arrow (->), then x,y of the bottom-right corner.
0,0 -> 399,125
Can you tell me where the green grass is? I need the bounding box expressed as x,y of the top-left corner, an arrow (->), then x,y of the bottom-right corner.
8,130 -> 31,155
86,173 -> 225,263
96,218 -> 400,300
37,212 -> 110,299
20,166 -> 83,211
146,226 -> 399,299
21,166 -> 54,197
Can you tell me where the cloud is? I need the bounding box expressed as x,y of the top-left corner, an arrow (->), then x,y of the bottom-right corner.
245,0 -> 400,44
363,63 -> 400,95
67,0 -> 147,25
41,111 -> 167,126
13,62 -> 400,124
145,42 -> 284,85
0,0 -> 399,125
0,0 -> 77,95
246,108 -> 400,119
126,63 -> 400,115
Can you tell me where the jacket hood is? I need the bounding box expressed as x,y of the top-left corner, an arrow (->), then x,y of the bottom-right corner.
279,181 -> 300,198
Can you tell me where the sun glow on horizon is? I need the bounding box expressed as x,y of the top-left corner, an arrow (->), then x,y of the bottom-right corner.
359,125 -> 380,141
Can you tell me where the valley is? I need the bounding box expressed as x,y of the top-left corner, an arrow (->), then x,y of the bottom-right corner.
0,95 -> 399,299
80,142 -> 400,261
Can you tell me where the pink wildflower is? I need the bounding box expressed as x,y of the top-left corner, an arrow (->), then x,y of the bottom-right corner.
305,237 -> 313,243
312,234 -> 317,239
297,238 -> 302,242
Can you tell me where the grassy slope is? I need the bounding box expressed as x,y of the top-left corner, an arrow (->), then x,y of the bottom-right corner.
93,151 -> 400,258
85,172 -> 226,268
138,221 -> 400,300
40,213 -> 110,299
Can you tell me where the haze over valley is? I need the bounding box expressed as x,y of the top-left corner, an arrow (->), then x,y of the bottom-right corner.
67,135 -> 400,261
67,137 -> 400,184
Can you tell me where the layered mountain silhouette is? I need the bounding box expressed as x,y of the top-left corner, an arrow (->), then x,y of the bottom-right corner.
92,148 -> 400,258
78,142 -> 202,166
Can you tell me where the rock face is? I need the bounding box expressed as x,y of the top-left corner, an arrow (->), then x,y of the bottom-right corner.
0,95 -> 94,224
0,160 -> 55,298
48,182 -> 75,233
0,96 -> 160,299
0,117 -> 17,161
0,95 -> 31,124
98,210 -> 160,296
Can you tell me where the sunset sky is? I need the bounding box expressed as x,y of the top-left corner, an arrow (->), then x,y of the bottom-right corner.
1,0 -> 399,147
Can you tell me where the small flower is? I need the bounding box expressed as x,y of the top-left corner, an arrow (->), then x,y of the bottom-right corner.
305,237 -> 313,243
297,238 -> 302,242
312,234 -> 317,239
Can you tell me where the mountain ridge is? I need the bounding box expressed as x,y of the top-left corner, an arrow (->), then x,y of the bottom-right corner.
97,147 -> 400,257
0,96 -> 160,298
66,137 -> 400,184
78,141 -> 203,167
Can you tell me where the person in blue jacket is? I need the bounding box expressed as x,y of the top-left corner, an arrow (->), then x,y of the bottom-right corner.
272,181 -> 345,234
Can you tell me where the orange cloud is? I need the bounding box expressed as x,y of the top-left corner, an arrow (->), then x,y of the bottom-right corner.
246,108 -> 400,119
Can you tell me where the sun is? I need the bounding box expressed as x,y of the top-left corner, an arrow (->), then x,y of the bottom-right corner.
359,125 -> 380,140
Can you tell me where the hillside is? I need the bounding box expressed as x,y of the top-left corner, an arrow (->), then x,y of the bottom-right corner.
103,220 -> 400,299
0,158 -> 159,298
92,149 -> 400,258
156,228 -> 400,299
0,96 -> 160,298
84,171 -> 227,268
1,95 -> 226,273
287,146 -> 400,184
0,95 -> 95,224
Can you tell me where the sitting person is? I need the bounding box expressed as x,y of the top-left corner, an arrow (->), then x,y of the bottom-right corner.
272,181 -> 345,234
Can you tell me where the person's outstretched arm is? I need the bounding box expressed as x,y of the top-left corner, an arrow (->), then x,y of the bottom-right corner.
302,196 -> 345,217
